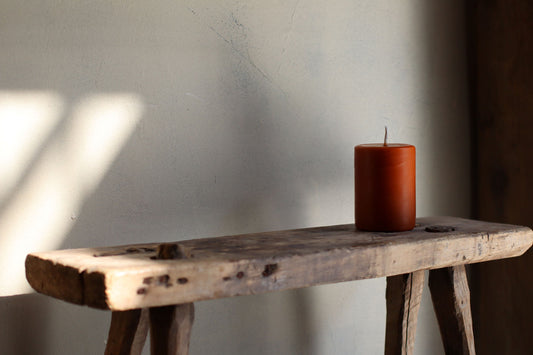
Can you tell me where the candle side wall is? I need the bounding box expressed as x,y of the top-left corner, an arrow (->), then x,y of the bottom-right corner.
0,1 -> 469,355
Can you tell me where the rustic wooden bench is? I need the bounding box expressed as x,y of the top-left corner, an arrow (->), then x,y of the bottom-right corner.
25,216 -> 533,355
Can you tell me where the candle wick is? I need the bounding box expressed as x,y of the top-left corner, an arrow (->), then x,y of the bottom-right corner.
384,126 -> 388,146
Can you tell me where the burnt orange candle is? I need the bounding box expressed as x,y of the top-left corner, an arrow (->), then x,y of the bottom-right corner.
354,135 -> 415,232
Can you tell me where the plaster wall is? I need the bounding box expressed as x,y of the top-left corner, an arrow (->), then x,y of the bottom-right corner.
0,1 -> 469,354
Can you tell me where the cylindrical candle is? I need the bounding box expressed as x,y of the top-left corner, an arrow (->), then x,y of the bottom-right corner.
354,143 -> 415,232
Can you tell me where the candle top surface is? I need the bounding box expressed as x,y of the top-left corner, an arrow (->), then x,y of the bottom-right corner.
356,143 -> 414,148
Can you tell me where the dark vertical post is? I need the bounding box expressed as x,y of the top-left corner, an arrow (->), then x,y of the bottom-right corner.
149,303 -> 195,355
469,0 -> 533,353
105,308 -> 149,355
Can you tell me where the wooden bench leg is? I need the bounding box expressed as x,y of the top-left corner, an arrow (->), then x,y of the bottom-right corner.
385,270 -> 425,355
105,308 -> 149,355
429,265 -> 475,355
149,303 -> 195,355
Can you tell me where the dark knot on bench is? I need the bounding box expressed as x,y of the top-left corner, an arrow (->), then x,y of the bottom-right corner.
156,243 -> 191,260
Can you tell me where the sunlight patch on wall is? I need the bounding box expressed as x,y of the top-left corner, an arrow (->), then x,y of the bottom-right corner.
0,93 -> 144,296
0,92 -> 64,203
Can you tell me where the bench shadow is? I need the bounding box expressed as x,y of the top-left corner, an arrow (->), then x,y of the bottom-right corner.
0,293 -> 49,355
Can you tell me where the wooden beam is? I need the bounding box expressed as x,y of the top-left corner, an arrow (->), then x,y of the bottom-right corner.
429,266 -> 475,355
104,308 -> 149,355
469,0 -> 533,353
385,271 -> 425,355
25,217 -> 533,310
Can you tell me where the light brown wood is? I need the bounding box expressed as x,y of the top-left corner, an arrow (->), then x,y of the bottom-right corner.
25,217 -> 533,310
429,266 -> 475,355
104,308 -> 149,355
385,271 -> 424,355
149,303 -> 194,355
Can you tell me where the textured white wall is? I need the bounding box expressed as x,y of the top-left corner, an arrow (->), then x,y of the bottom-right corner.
0,1 -> 469,354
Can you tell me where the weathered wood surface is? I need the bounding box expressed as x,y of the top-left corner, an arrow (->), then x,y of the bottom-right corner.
104,308 -> 149,355
149,303 -> 194,355
25,217 -> 533,311
385,271 -> 424,355
429,265 -> 475,355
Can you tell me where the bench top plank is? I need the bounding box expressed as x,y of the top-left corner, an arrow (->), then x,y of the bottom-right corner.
25,217 -> 533,310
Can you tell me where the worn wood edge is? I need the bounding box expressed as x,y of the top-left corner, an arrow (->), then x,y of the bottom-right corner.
26,218 -> 533,263
25,254 -> 110,309
25,254 -> 85,306
25,218 -> 533,310
84,270 -> 109,309
105,227 -> 533,310
28,227 -> 532,311
26,221 -> 533,267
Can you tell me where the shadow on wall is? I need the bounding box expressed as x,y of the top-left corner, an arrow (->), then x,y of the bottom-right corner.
416,0 -> 471,216
0,294 -> 49,354
0,293 -> 111,355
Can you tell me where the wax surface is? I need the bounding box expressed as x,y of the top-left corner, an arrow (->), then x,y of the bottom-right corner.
354,144 -> 416,232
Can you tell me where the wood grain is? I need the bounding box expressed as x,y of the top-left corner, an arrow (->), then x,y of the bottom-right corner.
104,308 -> 149,355
149,303 -> 194,355
385,271 -> 424,355
469,0 -> 533,353
429,266 -> 475,355
25,217 -> 533,310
